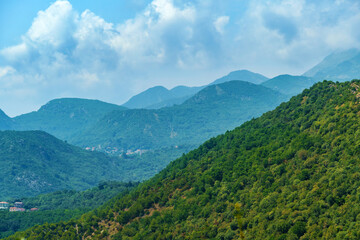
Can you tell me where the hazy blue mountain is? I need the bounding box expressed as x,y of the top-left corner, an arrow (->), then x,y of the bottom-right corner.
13,98 -> 125,140
71,81 -> 286,152
210,69 -> 269,85
303,48 -> 360,81
122,85 -> 203,109
0,109 -> 13,130
0,130 -> 128,200
144,95 -> 194,109
123,70 -> 268,110
261,74 -> 317,96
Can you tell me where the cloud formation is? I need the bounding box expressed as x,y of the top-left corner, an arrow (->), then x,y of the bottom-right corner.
0,0 -> 360,116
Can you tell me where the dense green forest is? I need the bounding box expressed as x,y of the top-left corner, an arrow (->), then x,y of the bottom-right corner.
0,181 -> 137,238
0,130 -> 128,199
7,80 -> 360,239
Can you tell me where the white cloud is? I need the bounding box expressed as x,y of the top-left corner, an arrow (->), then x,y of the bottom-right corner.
1,43 -> 28,62
214,16 -> 229,34
0,66 -> 15,78
27,0 -> 76,47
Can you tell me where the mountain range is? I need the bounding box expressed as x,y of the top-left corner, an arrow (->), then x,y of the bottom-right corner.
8,80 -> 360,239
123,70 -> 269,109
71,80 -> 286,151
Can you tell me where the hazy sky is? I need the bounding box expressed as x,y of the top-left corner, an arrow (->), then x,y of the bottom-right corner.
1,0 -> 360,116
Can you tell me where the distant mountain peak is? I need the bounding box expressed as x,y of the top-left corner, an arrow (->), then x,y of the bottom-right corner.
303,48 -> 360,81
210,69 -> 269,85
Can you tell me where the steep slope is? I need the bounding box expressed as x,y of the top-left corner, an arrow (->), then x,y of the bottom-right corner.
71,81 -> 286,151
9,80 -> 360,239
210,69 -> 268,85
0,109 -> 13,130
122,85 -> 203,109
304,48 -> 360,81
0,130 -> 126,200
261,74 -> 316,96
13,98 -> 125,140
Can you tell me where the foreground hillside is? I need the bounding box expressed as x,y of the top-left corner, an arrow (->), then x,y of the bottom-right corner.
9,80 -> 360,239
0,131 -> 125,199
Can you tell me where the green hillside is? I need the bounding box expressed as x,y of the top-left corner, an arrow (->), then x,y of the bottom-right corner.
71,81 -> 286,151
0,181 -> 137,238
0,109 -> 13,130
8,80 -> 360,239
261,74 -> 316,96
0,130 -> 127,200
303,48 -> 360,82
13,98 -> 125,140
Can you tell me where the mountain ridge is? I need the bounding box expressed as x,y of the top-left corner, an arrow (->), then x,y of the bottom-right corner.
13,98 -> 125,140
122,69 -> 268,110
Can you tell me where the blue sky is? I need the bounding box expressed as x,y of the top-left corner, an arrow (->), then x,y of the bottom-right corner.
0,0 -> 360,116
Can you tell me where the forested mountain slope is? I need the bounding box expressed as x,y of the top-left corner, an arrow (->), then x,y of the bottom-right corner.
13,98 -> 125,140
71,81 -> 286,151
9,80 -> 360,239
0,131 -> 126,199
